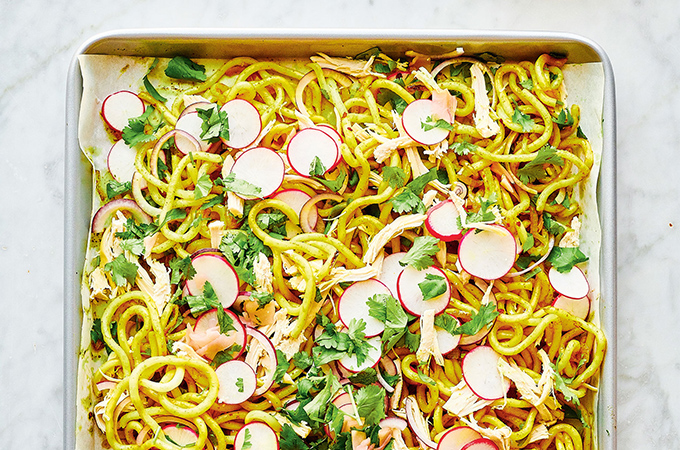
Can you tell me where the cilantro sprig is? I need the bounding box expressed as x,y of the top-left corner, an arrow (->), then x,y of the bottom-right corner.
312,316 -> 375,366
121,106 -> 164,147
517,145 -> 564,184
399,235 -> 440,270
165,56 -> 207,82
389,168 -> 438,214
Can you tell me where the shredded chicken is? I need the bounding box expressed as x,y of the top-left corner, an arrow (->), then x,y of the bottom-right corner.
318,253 -> 384,295
462,415 -> 513,450
222,155 -> 244,217
259,309 -> 307,359
94,390 -> 131,433
363,214 -> 426,264
208,221 -> 225,249
416,309 -> 444,366
526,424 -> 550,444
89,267 -> 113,300
253,252 -> 274,294
470,63 -> 501,138
272,411 -> 311,438
136,258 -> 171,312
405,48 -> 465,61
559,216 -> 582,248
497,350 -> 557,421
414,67 -> 456,122
443,381 -> 494,417
172,341 -> 209,363
311,53 -> 386,78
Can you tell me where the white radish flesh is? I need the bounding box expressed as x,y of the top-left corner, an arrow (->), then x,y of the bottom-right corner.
436,316 -> 462,355
162,424 -> 198,446
229,147 -> 285,199
245,327 -> 278,395
287,127 -> 339,177
548,266 -> 590,299
458,225 -> 517,280
437,426 -> 482,450
552,295 -> 590,320
425,200 -> 463,241
220,98 -> 262,149
397,266 -> 451,317
174,111 -> 212,153
107,140 -> 138,183
461,438 -> 499,450
185,254 -> 240,308
462,346 -> 510,401
376,252 -> 407,298
272,189 -> 317,230
315,124 -> 344,166
402,99 -> 450,146
338,336 -> 382,373
101,90 -> 145,132
234,422 -> 279,450
215,360 -> 257,404
91,198 -> 152,233
338,279 -> 391,337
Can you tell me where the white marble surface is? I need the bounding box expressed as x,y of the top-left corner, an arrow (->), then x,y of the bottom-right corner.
0,0 -> 677,448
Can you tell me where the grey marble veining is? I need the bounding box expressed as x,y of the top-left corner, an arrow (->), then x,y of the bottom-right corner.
1,0 -> 678,448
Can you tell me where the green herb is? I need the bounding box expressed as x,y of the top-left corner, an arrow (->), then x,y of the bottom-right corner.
389,168 -> 438,214
219,229 -> 270,287
450,62 -> 472,79
273,349 -> 290,383
168,256 -> 195,285
90,318 -> 117,353
355,46 -> 382,60
309,156 -> 327,177
236,377 -> 245,393
449,140 -> 478,156
399,235 -> 440,270
549,362 -> 580,404
417,368 -> 437,386
279,423 -> 309,450
292,351 -> 313,371
184,281 -> 236,335
512,105 -> 535,132
314,167 -> 347,193
302,372 -> 341,422
165,56 -> 207,82
519,78 -> 534,90
543,212 -> 567,236
376,88 -> 408,114
418,273 -> 448,301
517,145 -> 564,184
522,233 -> 535,252
215,173 -> 262,198
313,317 -> 375,366
193,174 -> 213,200
200,193 -> 225,210
122,106 -> 164,147
476,52 -> 505,64
251,291 -> 275,309
374,60 -> 396,74
211,345 -> 241,366
433,314 -> 459,335
349,368 -> 379,386
104,254 -> 138,286
242,428 -> 253,449
382,166 -> 407,188
367,293 -> 412,352
105,179 -> 132,199
553,108 -> 574,128
421,116 -> 454,132
355,385 -> 386,426
454,303 -> 499,336
196,105 -> 229,143
547,247 -> 589,273
119,238 -> 144,256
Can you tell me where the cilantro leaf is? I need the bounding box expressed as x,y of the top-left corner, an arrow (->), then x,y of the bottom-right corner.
143,75 -> 167,103
121,106 -> 163,147
219,230 -> 269,287
355,385 -> 386,426
449,140 -> 477,156
309,156 -> 327,177
104,254 -> 138,286
251,291 -> 274,309
236,377 -> 245,393
517,145 -> 564,184
455,303 -> 499,336
547,247 -> 589,273
196,105 -> 229,142
522,232 -> 535,252
543,212 -> 567,235
376,88 -> 408,114
349,368 -> 379,386
313,318 -> 375,366
302,372 -> 341,422
105,179 -> 132,199
549,362 -> 580,404
165,56 -> 207,82
193,174 -> 213,200
519,78 -> 534,90
216,173 -> 262,198
553,108 -> 574,128
292,351 -> 313,371
314,166 -> 347,193
367,293 -> 412,352
512,106 -> 535,132
184,281 -> 236,335
280,423 -> 309,450
407,168 -> 438,196
433,314 -> 459,335
382,166 -> 407,188
399,236 -> 440,270
273,349 -> 290,383
421,116 -> 454,132
389,189 -> 424,214
418,273 -> 448,301
119,238 -> 144,256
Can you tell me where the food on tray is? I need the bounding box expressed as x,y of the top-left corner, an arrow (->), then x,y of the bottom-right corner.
76,47 -> 606,450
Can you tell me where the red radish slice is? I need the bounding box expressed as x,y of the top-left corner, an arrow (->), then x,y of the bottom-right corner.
234,422 -> 279,450
437,426 -> 482,450
189,309 -> 246,360
162,424 -> 198,447
174,111 -> 212,153
552,295 -> 590,320
287,127 -> 339,177
91,198 -> 152,233
185,253 -> 240,308
338,336 -> 382,373
397,266 -> 451,317
220,98 -> 262,149
101,90 -> 145,132
548,266 -> 590,299
332,392 -> 351,408
462,346 -> 510,401
461,438 -> 499,450
229,147 -> 285,199
272,189 -> 317,229
107,140 -> 137,183
425,200 -> 463,241
315,124 -> 343,166
458,225 -> 517,280
338,279 -> 391,337
244,327 -> 278,395
436,316 -> 461,355
379,417 -> 407,431
216,359 -> 257,404
376,252 -> 407,298
190,247 -> 223,258
402,99 -> 450,146
179,101 -> 214,118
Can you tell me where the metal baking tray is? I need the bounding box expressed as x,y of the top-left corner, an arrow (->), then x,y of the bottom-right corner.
64,28 -> 617,450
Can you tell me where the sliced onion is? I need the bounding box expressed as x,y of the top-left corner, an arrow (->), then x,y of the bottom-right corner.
507,235 -> 555,277
245,327 -> 278,395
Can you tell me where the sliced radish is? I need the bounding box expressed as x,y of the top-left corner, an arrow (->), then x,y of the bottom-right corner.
185,253 -> 239,308
244,327 -> 278,395
188,309 -> 247,360
234,422 -> 279,450
107,140 -> 137,183
552,295 -> 590,320
179,101 -> 214,118
332,391 -> 352,408
272,189 -> 317,230
548,266 -> 590,299
216,359 -> 257,404
174,111 -> 212,153
162,424 -> 198,447
101,90 -> 145,132
425,200 -> 463,242
459,281 -> 498,346
437,426 -> 482,450
462,346 -> 510,401
402,99 -> 450,146
379,417 -> 407,431
229,147 -> 285,199
458,225 -> 517,280
377,252 -> 407,298
338,279 -> 391,337
436,315 -> 461,355
396,266 -> 451,317
338,336 -> 382,373
219,98 -> 262,149
287,127 -> 339,177
91,198 -> 152,233
315,124 -> 343,166
461,438 -> 499,450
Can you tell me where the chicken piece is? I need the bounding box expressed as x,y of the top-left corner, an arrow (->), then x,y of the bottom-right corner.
559,216 -> 582,248
253,252 -> 274,294
462,415 -> 513,450
363,214 -> 427,264
416,309 -> 444,366
442,381 -> 494,417
470,63 -> 501,138
136,258 -> 171,313
311,53 -> 386,78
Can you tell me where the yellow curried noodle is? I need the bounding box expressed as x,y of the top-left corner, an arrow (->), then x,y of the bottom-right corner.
80,48 -> 605,450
